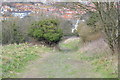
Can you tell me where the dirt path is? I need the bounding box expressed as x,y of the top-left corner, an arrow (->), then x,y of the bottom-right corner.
16,51 -> 102,78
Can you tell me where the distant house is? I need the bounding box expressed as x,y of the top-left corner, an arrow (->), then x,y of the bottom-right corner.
11,11 -> 31,18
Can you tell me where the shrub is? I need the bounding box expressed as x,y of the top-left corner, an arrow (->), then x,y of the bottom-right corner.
86,12 -> 102,31
76,12 -> 103,43
77,22 -> 102,43
2,21 -> 25,44
86,12 -> 100,26
29,19 -> 63,45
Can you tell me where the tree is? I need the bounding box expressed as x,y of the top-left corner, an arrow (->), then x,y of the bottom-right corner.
93,2 -> 119,54
63,1 -> 119,54
29,19 -> 63,45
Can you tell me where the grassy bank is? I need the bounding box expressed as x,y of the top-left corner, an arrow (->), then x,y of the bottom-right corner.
2,43 -> 52,78
1,37 -> 118,78
59,37 -> 118,78
59,37 -> 80,51
76,52 -> 118,78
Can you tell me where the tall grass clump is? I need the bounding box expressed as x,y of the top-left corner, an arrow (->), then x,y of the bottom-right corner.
77,21 -> 103,43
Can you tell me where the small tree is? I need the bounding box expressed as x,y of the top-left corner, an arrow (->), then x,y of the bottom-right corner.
93,2 -> 119,54
29,19 -> 63,45
2,20 -> 25,44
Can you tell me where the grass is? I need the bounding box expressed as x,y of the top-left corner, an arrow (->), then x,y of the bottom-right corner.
1,38 -> 118,78
59,37 -> 117,78
2,43 -> 52,78
19,52 -> 100,78
59,38 -> 80,51
92,57 -> 118,78
76,51 -> 118,78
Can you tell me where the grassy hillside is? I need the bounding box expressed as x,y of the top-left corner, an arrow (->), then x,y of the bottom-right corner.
2,43 -> 53,78
1,37 -> 118,78
59,37 -> 118,78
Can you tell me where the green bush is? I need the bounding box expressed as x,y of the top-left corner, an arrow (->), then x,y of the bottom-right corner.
29,19 -> 63,45
86,12 -> 100,27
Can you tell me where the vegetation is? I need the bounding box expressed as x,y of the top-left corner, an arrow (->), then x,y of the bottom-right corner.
59,37 -> 80,51
2,14 -> 73,45
63,2 -> 119,54
1,37 -> 117,78
29,19 -> 63,45
94,2 -> 119,54
2,20 -> 26,44
77,51 -> 117,78
80,2 -> 119,54
2,43 -> 52,78
86,12 -> 102,31
1,2 -> 119,78
77,21 -> 102,43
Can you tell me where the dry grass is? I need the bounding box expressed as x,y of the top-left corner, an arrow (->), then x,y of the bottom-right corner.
79,38 -> 109,55
78,38 -> 118,77
77,22 -> 103,43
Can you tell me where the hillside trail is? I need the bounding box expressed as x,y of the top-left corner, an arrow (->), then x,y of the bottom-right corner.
16,50 -> 102,78
16,37 -> 104,78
